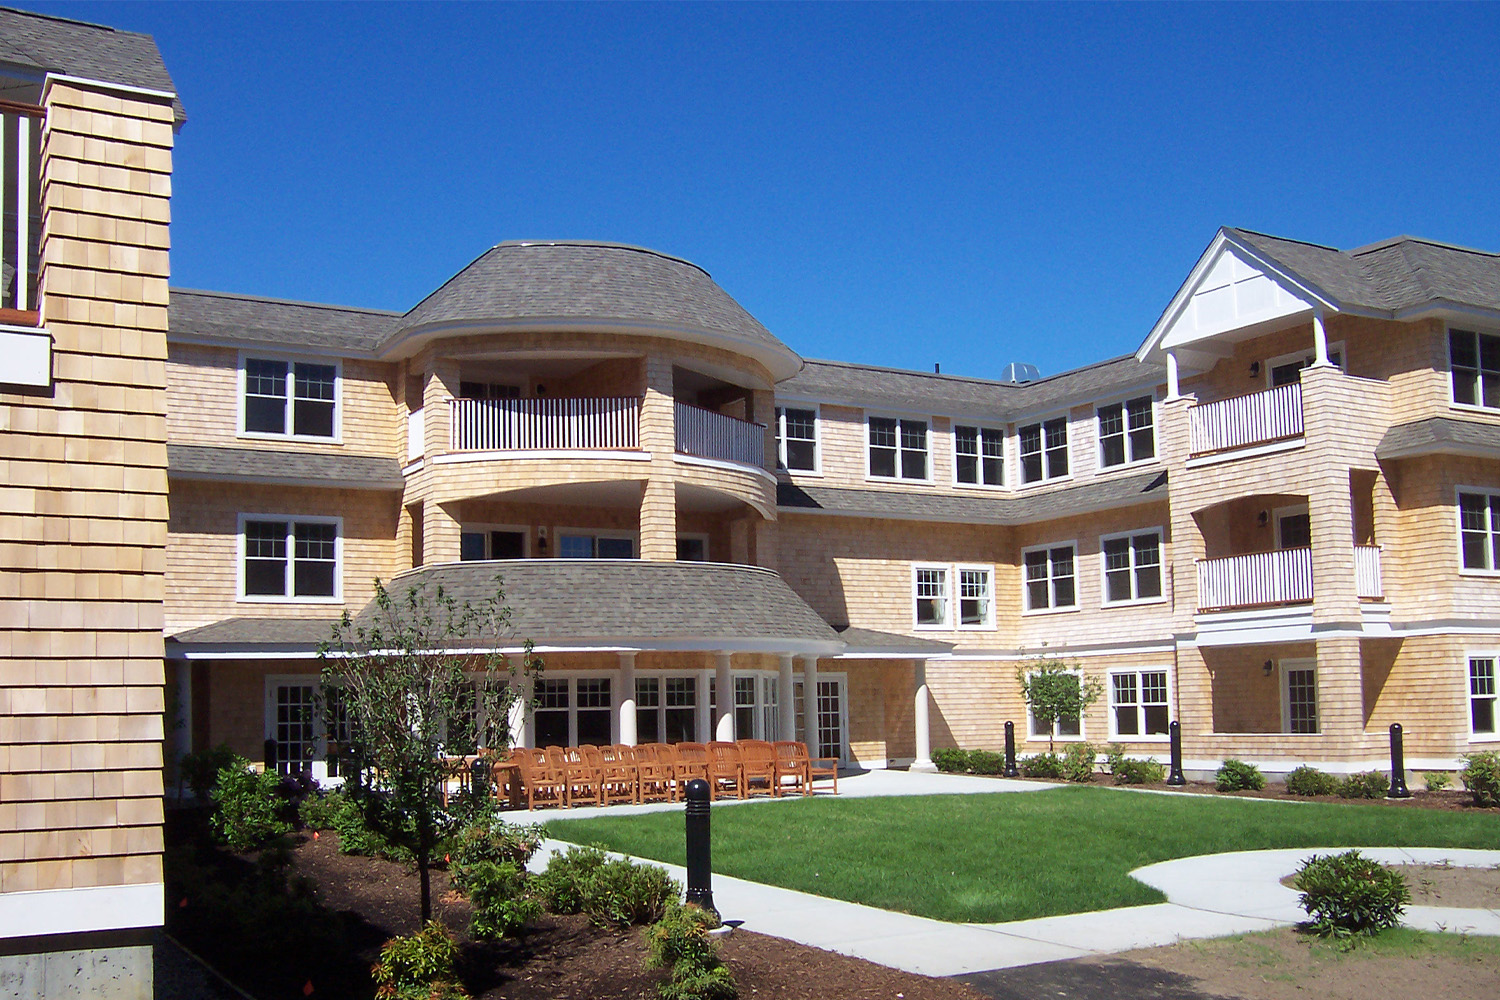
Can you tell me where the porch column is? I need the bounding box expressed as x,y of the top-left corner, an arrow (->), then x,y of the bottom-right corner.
800,655 -> 819,757
617,652 -> 638,746
1165,351 -> 1181,400
422,502 -> 462,565
1311,309 -> 1331,367
714,651 -> 735,741
911,659 -> 935,772
508,662 -> 532,749
777,654 -> 796,742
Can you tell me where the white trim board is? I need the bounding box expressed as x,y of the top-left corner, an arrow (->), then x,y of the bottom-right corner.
0,882 -> 163,938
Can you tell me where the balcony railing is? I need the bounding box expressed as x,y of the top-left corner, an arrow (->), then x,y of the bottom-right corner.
449,397 -> 640,452
674,401 -> 765,468
1189,383 -> 1303,456
1,101 -> 42,326
1197,546 -> 1313,611
1355,544 -> 1383,599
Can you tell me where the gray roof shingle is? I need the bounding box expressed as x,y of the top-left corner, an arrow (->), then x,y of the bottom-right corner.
1376,416 -> 1500,460
168,444 -> 405,490
835,626 -> 953,655
169,288 -> 399,354
168,617 -> 339,647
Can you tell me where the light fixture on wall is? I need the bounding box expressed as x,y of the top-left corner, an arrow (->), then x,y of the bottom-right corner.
1249,361 -> 1261,378
1257,510 -> 1269,527
1263,660 -> 1274,676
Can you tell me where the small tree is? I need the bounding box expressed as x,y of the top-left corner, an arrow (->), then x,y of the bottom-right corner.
321,576 -> 540,923
1016,658 -> 1102,753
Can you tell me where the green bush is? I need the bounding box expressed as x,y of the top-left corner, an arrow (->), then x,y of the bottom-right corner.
1292,850 -> 1410,938
931,748 -> 970,773
1060,742 -> 1098,783
1018,753 -> 1065,779
1105,748 -> 1165,785
450,815 -> 545,870
1215,758 -> 1265,792
1285,765 -> 1339,797
1336,771 -> 1390,800
451,859 -> 540,939
298,789 -> 344,831
211,760 -> 292,851
531,844 -> 610,915
1423,771 -> 1451,793
581,857 -> 680,928
646,902 -> 736,1000
329,792 -> 417,862
372,921 -> 470,1000
179,744 -> 241,801
1459,750 -> 1500,807
967,750 -> 1004,775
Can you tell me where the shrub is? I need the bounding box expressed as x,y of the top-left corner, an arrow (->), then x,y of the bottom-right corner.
1337,771 -> 1390,800
967,750 -> 1004,775
1215,758 -> 1265,792
931,748 -> 970,773
1285,765 -> 1339,797
1292,850 -> 1410,938
1459,750 -> 1500,807
372,921 -> 470,1000
1423,771 -> 1451,793
179,744 -> 241,801
531,844 -> 610,915
1107,752 -> 1165,785
451,859 -> 540,939
298,789 -> 344,831
581,857 -> 680,928
330,792 -> 416,863
450,816 -> 545,871
211,759 -> 292,851
1060,742 -> 1098,783
646,902 -> 736,1000
1018,753 -> 1065,779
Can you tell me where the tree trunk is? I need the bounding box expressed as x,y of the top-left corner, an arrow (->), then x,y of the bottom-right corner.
418,850 -> 431,922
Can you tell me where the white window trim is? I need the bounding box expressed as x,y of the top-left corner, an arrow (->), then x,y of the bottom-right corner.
531,671 -> 617,747
1272,503 -> 1310,551
1021,540 -> 1079,615
1022,666 -> 1087,744
459,523 -> 531,560
911,563 -> 951,630
237,513 -> 343,604
794,671 -> 850,761
1106,667 -> 1173,743
730,669 -> 783,741
1279,658 -> 1319,735
237,351 -> 344,444
1456,486 -> 1500,576
632,672 -> 709,744
1095,393 -> 1158,471
1447,327 -> 1500,412
1265,341 -> 1345,388
1099,528 -> 1167,607
865,412 -> 933,483
1467,653 -> 1500,742
951,421 -> 1007,489
775,403 -> 822,475
954,563 -> 996,629
555,527 -> 639,559
676,532 -> 711,561
1015,413 -> 1073,488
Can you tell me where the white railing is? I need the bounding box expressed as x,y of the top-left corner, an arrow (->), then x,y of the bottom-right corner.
449,397 -> 640,452
1,102 -> 42,320
406,408 -> 424,462
1197,547 -> 1313,611
1189,383 -> 1303,455
674,401 -> 766,467
1355,545 -> 1383,599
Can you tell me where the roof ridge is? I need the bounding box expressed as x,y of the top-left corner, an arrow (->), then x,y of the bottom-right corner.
1350,234 -> 1500,259
171,286 -> 402,317
495,240 -> 710,277
1227,227 -> 1343,253
801,352 -> 1145,388
0,6 -> 123,35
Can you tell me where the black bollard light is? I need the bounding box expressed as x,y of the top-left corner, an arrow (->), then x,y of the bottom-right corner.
471,757 -> 490,802
1003,721 -> 1020,777
1166,721 -> 1186,786
684,778 -> 717,917
263,738 -> 277,774
1388,723 -> 1411,799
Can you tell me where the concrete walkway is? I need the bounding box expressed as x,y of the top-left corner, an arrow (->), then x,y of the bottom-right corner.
535,769 -> 1500,977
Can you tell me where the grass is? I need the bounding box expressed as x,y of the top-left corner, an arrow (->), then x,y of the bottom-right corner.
545,786 -> 1500,923
1190,926 -> 1500,966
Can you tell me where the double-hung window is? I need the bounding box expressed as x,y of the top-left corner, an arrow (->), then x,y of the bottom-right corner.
557,532 -> 635,559
1450,329 -> 1500,409
1025,669 -> 1084,741
954,424 -> 1004,486
1018,417 -> 1068,483
913,564 -> 994,628
1098,396 -> 1154,467
957,566 -> 994,627
1102,530 -> 1164,604
241,516 -> 340,600
1023,544 -> 1076,611
1472,657 -> 1497,737
869,416 -> 928,480
243,357 -> 338,439
913,566 -> 949,627
1110,670 -> 1170,739
775,406 -> 819,472
1458,490 -> 1500,572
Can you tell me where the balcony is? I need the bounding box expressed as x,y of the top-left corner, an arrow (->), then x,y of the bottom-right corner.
1197,544 -> 1383,611
1189,383 -> 1303,456
449,396 -> 640,452
674,401 -> 765,468
1,101 -> 42,327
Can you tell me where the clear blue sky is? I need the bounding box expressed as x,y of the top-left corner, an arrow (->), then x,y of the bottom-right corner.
24,1 -> 1500,381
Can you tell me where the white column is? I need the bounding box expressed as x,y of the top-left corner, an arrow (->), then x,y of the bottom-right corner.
508,663 -> 531,749
777,654 -> 796,743
800,655 -> 819,757
1165,351 -> 1181,399
617,652 -> 638,746
714,651 -> 735,742
1311,309 -> 1331,367
910,659 -> 935,772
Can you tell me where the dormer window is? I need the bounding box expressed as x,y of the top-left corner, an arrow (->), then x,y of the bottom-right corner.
241,357 -> 339,439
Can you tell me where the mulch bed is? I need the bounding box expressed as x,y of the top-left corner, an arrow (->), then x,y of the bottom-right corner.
994,775 -> 1488,811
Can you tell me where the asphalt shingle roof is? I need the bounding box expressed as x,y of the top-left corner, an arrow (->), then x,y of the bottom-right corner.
168,444 -> 406,490
1376,416 -> 1500,460
169,289 -> 399,354
168,618 -> 339,647
835,626 -> 954,655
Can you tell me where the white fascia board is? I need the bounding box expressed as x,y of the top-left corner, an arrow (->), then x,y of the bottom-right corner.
936,639 -> 1177,661
1395,301 -> 1500,327
0,326 -> 51,388
0,882 -> 163,938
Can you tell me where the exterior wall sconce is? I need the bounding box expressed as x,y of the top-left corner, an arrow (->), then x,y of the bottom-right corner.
1257,510 -> 1269,526
1249,361 -> 1261,378
1263,660 -> 1274,676
537,526 -> 548,554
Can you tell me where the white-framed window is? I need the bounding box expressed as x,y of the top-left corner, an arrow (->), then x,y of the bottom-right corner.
1023,668 -> 1085,742
1101,530 -> 1164,605
1280,660 -> 1319,734
265,677 -> 350,779
1109,669 -> 1171,740
954,424 -> 1004,486
239,515 -> 341,602
557,530 -> 636,559
957,565 -> 994,627
1449,329 -> 1500,409
775,405 -> 819,473
458,380 -> 521,400
676,534 -> 710,561
532,674 -> 613,746
1471,656 -> 1498,738
634,674 -> 702,744
1018,416 -> 1068,484
1097,396 -> 1155,468
868,415 -> 929,480
913,565 -> 949,628
1023,543 -> 1077,612
460,525 -> 528,561
240,355 -> 340,440
793,674 -> 849,761
1457,489 -> 1500,573
1267,343 -> 1344,387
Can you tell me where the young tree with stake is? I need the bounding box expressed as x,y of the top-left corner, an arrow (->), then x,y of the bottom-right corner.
1017,657 -> 1102,753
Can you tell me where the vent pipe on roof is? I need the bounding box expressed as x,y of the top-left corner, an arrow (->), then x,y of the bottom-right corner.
934,363 -> 940,374
1000,362 -> 1040,383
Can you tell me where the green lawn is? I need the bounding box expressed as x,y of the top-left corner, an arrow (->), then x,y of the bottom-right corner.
545,786 -> 1500,923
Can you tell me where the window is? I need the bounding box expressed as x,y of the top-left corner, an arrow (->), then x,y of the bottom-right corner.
241,516 -> 340,600
1472,658 -> 1497,737
954,424 -> 1004,486
243,357 -> 338,438
1282,663 -> 1318,734
1267,346 -> 1343,388
1450,329 -> 1500,408
1018,417 -> 1068,483
1098,396 -> 1154,467
460,527 -> 527,561
1102,531 -> 1164,604
913,566 -> 949,627
676,536 -> 709,561
957,566 -> 993,627
1458,490 -> 1500,572
775,406 -> 818,472
1110,670 -> 1170,739
533,676 -> 613,746
459,381 -> 521,400
1024,670 -> 1084,741
868,416 -> 928,480
557,532 -> 635,559
1023,544 -> 1076,611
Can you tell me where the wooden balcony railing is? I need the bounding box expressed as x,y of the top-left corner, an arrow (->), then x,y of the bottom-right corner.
1197,546 -> 1313,611
1,101 -> 43,327
449,396 -> 640,452
674,401 -> 765,468
1355,544 -> 1383,600
1189,383 -> 1303,456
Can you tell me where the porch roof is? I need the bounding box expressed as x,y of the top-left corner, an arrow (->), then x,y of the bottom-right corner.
168,444 -> 406,490
1376,415 -> 1500,461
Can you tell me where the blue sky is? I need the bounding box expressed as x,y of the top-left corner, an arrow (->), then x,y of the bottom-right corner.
25,1 -> 1500,380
